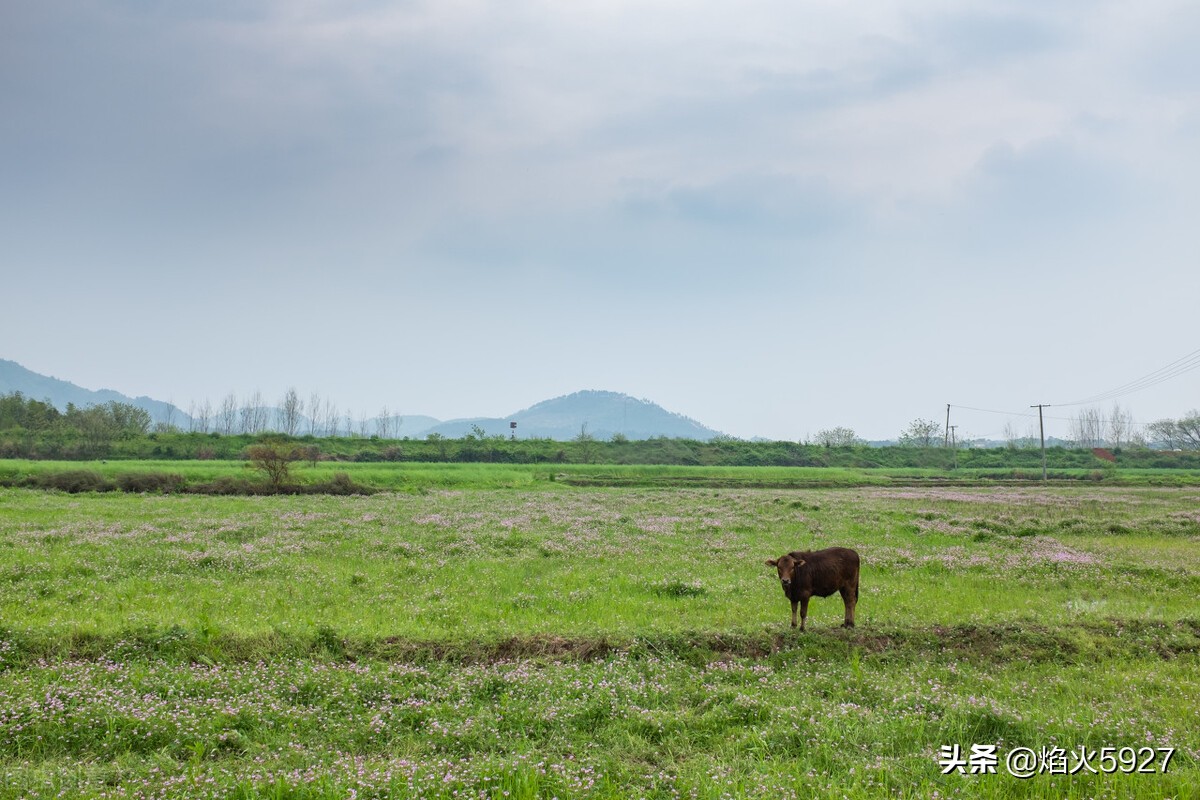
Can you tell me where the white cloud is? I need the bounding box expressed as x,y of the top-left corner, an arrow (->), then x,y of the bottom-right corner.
3,0 -> 1199,439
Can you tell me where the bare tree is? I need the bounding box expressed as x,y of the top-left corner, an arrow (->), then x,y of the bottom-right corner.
1106,403 -> 1135,449
1003,421 -> 1038,449
241,390 -> 269,434
187,401 -> 197,433
898,418 -> 942,447
376,406 -> 392,439
358,413 -> 369,439
255,391 -> 271,433
1069,407 -> 1103,449
240,397 -> 255,434
815,427 -> 861,447
279,387 -> 303,436
196,398 -> 212,434
218,393 -> 238,435
1003,421 -> 1020,449
308,392 -> 322,435
324,402 -> 340,437
156,399 -> 177,433
246,439 -> 301,489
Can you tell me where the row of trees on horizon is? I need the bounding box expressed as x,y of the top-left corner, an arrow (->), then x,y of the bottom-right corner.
2,391 -> 1199,455
814,402 -> 1199,451
172,389 -> 402,439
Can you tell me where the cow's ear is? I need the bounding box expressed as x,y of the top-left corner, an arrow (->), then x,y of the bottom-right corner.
795,559 -> 806,568
765,559 -> 778,567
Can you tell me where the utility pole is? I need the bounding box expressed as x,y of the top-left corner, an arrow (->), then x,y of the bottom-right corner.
1030,404 -> 1049,481
949,425 -> 958,470
944,404 -> 951,448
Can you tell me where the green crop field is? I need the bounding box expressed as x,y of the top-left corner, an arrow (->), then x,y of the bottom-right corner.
1,474 -> 1198,798
5,458 -> 1200,493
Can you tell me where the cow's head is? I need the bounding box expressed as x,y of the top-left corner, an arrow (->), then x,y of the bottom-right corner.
766,554 -> 805,593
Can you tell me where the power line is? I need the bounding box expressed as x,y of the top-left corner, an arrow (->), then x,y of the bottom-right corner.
947,403 -> 1156,429
947,346 -> 1200,426
949,404 -> 1038,419
1056,346 -> 1200,407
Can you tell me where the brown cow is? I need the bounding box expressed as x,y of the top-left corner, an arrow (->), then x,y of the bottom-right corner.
766,547 -> 860,630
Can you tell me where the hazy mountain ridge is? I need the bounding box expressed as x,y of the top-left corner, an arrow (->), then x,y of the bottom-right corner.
421,391 -> 724,441
0,359 -> 183,424
0,361 -> 726,441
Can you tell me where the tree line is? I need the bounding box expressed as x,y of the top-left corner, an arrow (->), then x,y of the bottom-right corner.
0,393 -> 152,458
180,388 -> 401,438
3,391 -> 1200,464
825,403 -> 1197,452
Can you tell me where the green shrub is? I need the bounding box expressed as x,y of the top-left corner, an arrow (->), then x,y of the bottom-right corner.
307,472 -> 375,495
37,470 -> 115,493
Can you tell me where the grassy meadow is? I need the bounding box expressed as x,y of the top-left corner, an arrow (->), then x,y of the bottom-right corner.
4,458 -> 1200,493
1,471 -> 1198,798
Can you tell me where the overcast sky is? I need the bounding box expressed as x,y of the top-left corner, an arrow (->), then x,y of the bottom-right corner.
3,0 -> 1199,441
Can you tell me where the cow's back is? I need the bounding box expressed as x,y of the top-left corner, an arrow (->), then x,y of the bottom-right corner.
792,547 -> 859,597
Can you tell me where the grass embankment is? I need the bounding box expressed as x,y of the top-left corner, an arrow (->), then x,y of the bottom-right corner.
1,484 -> 1198,798
4,459 -> 1200,493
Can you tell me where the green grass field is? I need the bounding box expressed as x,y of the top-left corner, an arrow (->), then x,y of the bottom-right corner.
1,474 -> 1198,798
4,458 -> 1200,492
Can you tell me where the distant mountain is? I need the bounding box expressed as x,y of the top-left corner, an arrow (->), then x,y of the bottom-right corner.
420,390 -> 725,441
388,415 -> 442,437
1,360 -> 725,441
0,359 -> 185,424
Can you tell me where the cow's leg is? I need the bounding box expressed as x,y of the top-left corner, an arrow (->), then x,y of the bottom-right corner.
790,599 -> 798,628
851,577 -> 859,626
799,596 -> 810,632
840,585 -> 856,628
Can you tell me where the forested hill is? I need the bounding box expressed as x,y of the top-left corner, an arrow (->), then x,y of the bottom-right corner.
421,391 -> 724,441
0,359 -> 182,423
0,360 -> 724,441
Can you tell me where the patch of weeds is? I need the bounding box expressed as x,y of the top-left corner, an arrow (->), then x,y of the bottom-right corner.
0,631 -> 28,669
313,626 -> 345,658
115,472 -> 187,493
510,593 -> 537,610
650,579 -> 707,598
307,472 -> 375,495
494,532 -> 534,553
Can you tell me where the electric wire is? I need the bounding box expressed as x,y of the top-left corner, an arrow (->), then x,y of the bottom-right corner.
949,403 -> 1152,427
943,405 -> 1161,452
1055,346 -> 1200,407
945,345 -> 1200,440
